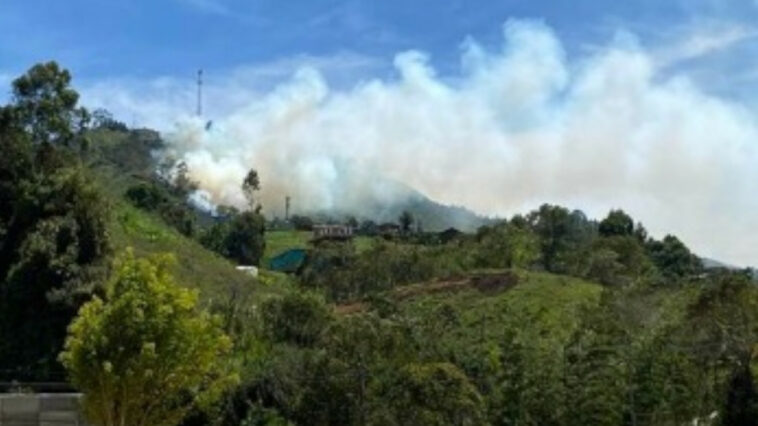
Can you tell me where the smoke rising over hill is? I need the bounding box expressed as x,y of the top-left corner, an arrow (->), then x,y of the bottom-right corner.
92,20 -> 758,266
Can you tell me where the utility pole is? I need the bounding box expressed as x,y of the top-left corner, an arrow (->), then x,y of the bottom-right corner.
196,69 -> 203,117
285,196 -> 291,221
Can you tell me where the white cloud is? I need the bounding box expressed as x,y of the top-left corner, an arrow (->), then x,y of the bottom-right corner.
654,23 -> 758,67
80,19 -> 758,267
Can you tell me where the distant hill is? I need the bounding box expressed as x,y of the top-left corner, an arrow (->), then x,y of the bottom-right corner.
701,257 -> 735,269
304,186 -> 492,232
365,191 -> 492,232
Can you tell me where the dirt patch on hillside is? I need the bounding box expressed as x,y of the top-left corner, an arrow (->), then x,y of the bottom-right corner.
335,301 -> 367,315
335,271 -> 520,315
392,278 -> 471,300
471,271 -> 519,293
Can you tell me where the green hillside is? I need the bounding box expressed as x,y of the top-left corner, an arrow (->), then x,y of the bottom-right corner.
3,62 -> 758,426
109,201 -> 260,301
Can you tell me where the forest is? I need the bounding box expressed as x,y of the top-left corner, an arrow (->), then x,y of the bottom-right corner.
1,62 -> 757,426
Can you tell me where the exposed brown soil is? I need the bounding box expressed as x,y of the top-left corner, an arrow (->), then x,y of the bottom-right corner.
470,271 -> 519,293
335,271 -> 520,315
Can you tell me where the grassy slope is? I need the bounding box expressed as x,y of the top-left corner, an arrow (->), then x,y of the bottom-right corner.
398,270 -> 604,346
263,231 -> 312,265
93,163 -> 290,303
109,201 -> 262,302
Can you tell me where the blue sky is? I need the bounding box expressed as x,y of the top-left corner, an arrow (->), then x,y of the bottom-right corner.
1,0 -> 758,97
2,1 -> 758,266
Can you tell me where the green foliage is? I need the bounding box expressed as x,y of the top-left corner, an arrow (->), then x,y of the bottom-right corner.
203,211 -> 267,266
722,364 -> 758,426
0,63 -> 110,380
472,221 -> 539,269
598,209 -> 634,237
89,127 -> 163,175
383,362 -> 487,426
261,291 -> 333,347
60,250 -> 238,426
564,299 -> 631,426
125,181 -> 198,237
646,235 -> 703,280
126,181 -> 169,210
301,240 -> 465,302
91,108 -> 128,132
289,215 -> 314,231
528,205 -> 595,273
226,212 -> 267,265
398,210 -> 414,233
110,202 -> 262,304
583,236 -> 653,286
5,61 -> 758,426
242,169 -> 261,211
10,61 -> 89,147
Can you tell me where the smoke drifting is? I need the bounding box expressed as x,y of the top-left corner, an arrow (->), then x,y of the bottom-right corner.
154,20 -> 757,266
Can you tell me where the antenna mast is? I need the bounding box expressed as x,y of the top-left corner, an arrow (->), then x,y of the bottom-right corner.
196,69 -> 203,117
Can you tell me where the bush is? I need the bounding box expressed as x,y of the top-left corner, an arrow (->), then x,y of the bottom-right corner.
125,182 -> 168,210
261,291 -> 333,347
60,251 -> 237,426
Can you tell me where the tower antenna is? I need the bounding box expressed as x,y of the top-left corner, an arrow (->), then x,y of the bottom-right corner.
285,196 -> 291,221
196,69 -> 203,117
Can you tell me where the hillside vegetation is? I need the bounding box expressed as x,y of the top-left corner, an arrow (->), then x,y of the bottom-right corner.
1,62 -> 758,426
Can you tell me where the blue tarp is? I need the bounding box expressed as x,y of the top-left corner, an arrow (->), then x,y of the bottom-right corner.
269,248 -> 307,273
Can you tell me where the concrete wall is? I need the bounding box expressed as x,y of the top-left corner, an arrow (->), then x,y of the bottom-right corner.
0,394 -> 88,426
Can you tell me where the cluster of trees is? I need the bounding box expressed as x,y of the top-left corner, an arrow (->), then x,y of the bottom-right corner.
125,174 -> 199,237
199,170 -> 266,266
472,205 -> 704,286
0,62 -> 240,423
192,263 -> 758,426
0,62 -> 111,380
201,207 -> 266,266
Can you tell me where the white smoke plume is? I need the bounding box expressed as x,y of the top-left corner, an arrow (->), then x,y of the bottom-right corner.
97,19 -> 758,267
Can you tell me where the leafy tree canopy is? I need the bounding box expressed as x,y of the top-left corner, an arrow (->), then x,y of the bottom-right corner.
60,250 -> 237,426
598,209 -> 634,237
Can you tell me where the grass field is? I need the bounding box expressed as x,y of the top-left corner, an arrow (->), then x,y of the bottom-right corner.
263,230 -> 312,265
263,230 -> 376,266
394,270 -> 604,345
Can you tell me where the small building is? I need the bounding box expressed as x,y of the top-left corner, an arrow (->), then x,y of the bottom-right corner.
312,224 -> 353,242
378,223 -> 400,236
235,265 -> 259,278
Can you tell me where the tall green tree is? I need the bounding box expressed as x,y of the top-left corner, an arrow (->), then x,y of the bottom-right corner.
647,235 -> 702,279
0,63 -> 110,380
399,210 -> 414,233
60,251 -> 237,426
224,211 -> 266,265
598,209 -> 634,237
242,168 -> 261,212
383,362 -> 487,426
10,61 -> 89,147
528,205 -> 594,273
